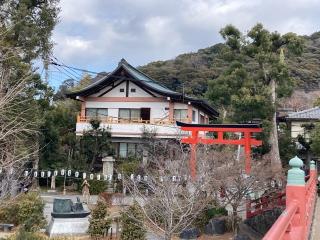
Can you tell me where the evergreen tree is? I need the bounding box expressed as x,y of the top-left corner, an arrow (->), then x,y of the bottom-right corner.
80,120 -> 113,170
121,202 -> 146,240
206,23 -> 304,170
88,200 -> 111,239
310,123 -> 320,157
0,0 -> 59,195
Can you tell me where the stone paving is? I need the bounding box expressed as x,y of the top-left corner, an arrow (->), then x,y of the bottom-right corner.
311,197 -> 320,240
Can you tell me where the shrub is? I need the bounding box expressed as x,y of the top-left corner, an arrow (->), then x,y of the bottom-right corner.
88,200 -> 111,239
17,192 -> 46,231
121,202 -> 146,240
116,160 -> 140,174
88,179 -> 108,195
0,192 -> 46,232
4,228 -> 46,240
0,201 -> 20,225
193,206 -> 228,230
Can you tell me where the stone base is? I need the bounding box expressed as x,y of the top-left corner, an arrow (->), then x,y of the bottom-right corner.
47,190 -> 57,193
47,217 -> 89,237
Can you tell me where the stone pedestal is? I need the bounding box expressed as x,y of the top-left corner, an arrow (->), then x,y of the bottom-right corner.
102,156 -> 115,176
47,217 -> 89,237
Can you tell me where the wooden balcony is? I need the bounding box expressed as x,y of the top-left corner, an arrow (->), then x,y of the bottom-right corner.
77,115 -> 189,125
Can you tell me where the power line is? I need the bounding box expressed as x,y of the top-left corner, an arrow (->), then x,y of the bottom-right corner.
61,65 -> 82,81
51,64 -> 80,83
52,56 -> 83,79
50,60 -> 108,76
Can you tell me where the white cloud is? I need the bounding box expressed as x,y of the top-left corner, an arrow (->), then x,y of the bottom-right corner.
51,0 -> 320,73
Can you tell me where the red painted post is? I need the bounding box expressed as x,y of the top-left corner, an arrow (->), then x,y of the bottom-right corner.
178,122 -> 262,179
244,131 -> 251,174
246,198 -> 252,219
190,130 -> 198,181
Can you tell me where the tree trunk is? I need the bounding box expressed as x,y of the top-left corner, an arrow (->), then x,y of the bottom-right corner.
269,78 -> 282,172
232,206 -> 238,233
165,232 -> 171,240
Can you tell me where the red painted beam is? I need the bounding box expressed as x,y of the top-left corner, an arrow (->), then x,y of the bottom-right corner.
181,138 -> 262,146
181,127 -> 262,133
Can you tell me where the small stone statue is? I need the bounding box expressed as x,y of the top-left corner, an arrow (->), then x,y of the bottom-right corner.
82,180 -> 90,204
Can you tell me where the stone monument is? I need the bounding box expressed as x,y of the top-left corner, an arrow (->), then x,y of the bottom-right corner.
102,156 -> 115,193
47,197 -> 91,237
102,156 -> 115,176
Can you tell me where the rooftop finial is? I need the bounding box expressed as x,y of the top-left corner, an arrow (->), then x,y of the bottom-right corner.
119,58 -> 127,65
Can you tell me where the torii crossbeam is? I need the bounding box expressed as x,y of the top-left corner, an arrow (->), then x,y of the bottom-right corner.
177,121 -> 263,180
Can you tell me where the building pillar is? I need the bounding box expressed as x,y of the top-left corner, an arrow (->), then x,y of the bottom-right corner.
169,101 -> 174,122
102,156 -> 115,177
187,104 -> 193,123
80,101 -> 86,118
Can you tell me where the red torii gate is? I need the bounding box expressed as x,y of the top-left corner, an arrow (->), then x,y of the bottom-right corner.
176,121 -> 263,180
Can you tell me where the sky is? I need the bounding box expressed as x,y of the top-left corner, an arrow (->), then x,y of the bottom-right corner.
48,0 -> 320,87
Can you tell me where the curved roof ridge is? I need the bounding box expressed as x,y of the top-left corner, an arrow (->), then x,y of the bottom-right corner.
121,60 -> 176,91
287,106 -> 320,119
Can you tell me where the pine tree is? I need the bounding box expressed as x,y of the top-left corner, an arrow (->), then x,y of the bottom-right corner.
207,24 -> 304,171
121,202 -> 146,240
88,200 -> 111,239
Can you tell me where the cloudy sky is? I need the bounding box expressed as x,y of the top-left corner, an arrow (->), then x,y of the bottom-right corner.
49,0 -> 320,86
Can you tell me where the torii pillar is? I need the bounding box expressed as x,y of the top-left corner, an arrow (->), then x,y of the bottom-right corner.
177,121 -> 263,180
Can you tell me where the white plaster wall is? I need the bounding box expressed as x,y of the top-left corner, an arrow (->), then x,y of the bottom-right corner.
128,82 -> 152,97
90,80 -> 122,97
89,80 -> 159,98
76,122 -> 189,138
103,81 -> 127,97
291,122 -> 306,138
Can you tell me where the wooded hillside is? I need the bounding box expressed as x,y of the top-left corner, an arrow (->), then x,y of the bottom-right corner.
139,32 -> 320,98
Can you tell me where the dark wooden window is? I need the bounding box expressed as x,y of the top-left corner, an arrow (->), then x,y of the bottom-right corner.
120,88 -> 125,92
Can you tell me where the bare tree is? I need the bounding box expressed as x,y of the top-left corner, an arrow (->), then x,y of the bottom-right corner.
122,141 -> 215,240
210,151 -> 274,231
0,38 -> 38,203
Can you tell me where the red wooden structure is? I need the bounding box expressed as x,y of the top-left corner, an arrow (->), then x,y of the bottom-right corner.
176,121 -> 263,180
263,159 -> 317,240
246,191 -> 286,218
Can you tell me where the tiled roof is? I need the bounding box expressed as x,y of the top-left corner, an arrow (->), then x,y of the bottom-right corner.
287,107 -> 320,119
121,60 -> 179,95
66,58 -> 219,118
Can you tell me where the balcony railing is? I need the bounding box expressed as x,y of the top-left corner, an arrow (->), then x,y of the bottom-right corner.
77,115 -> 189,125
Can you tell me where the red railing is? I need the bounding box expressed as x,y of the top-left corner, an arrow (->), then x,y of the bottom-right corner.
263,160 -> 317,240
246,191 -> 286,218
